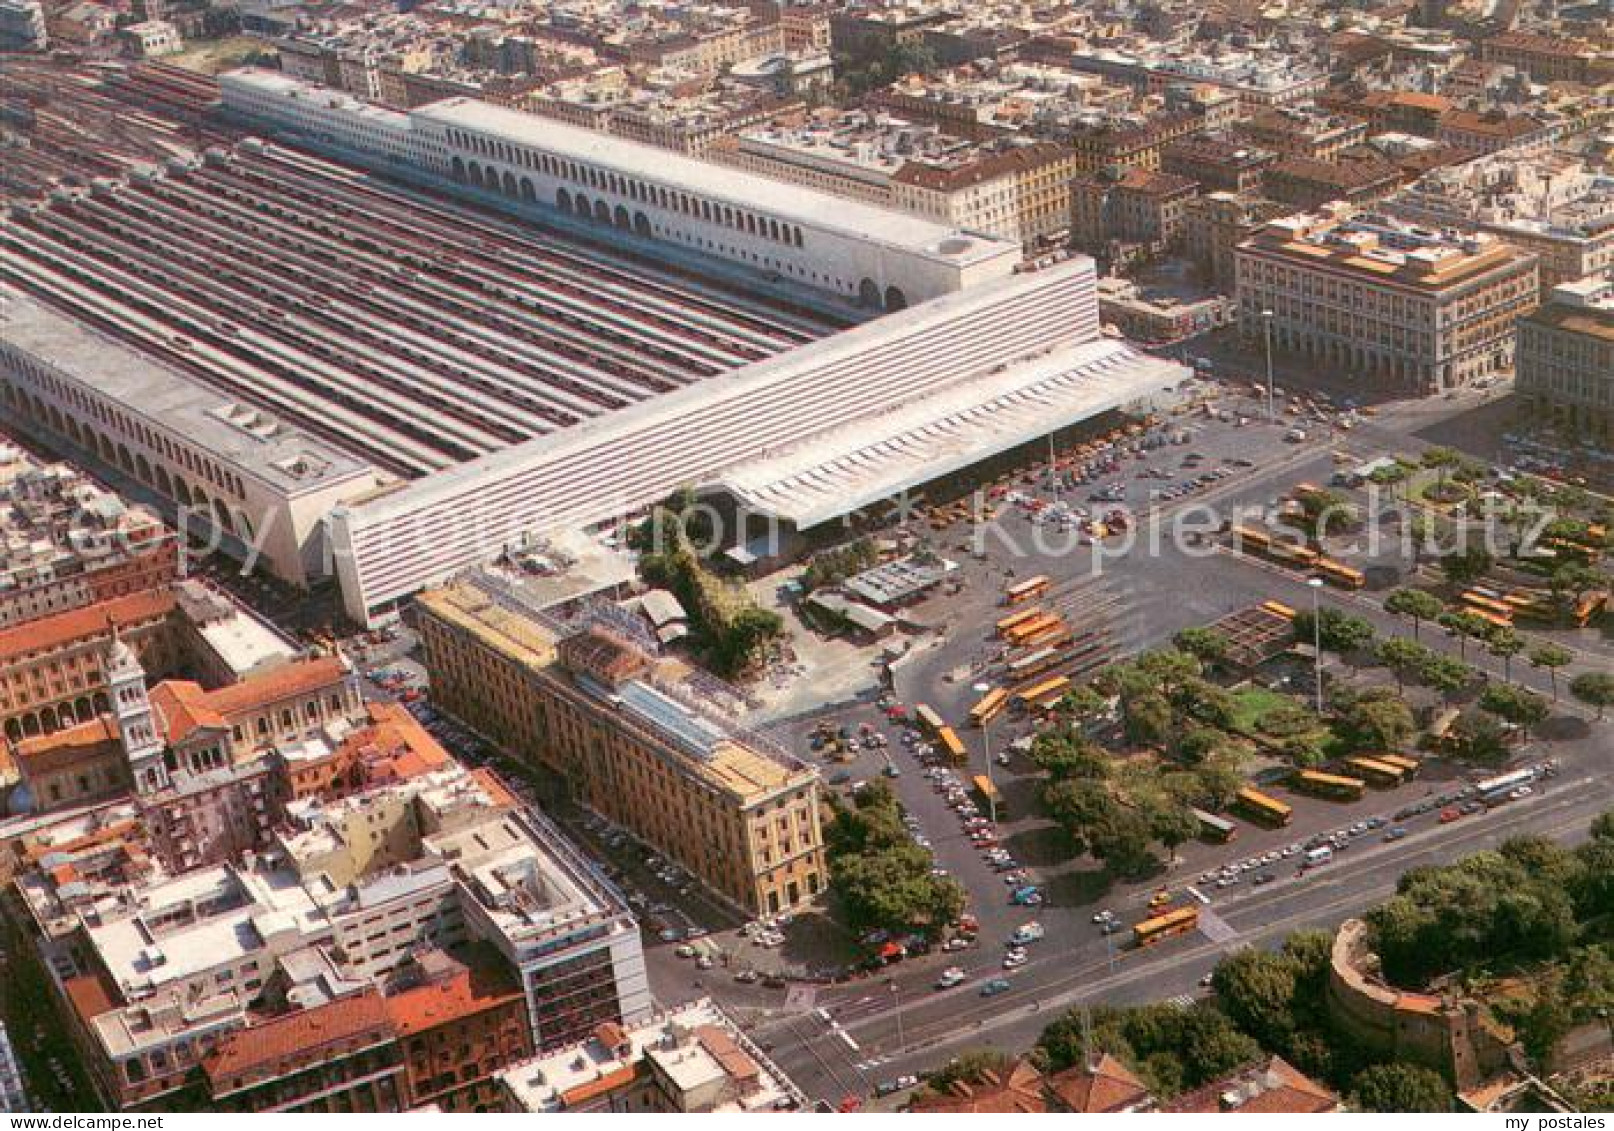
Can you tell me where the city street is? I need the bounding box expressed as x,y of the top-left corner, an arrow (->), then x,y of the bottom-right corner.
756,769 -> 1614,1106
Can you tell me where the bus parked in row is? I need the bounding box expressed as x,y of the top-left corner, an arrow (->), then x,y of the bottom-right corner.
936,726 -> 968,764
1235,787 -> 1293,827
1344,756 -> 1408,788
969,687 -> 1010,727
1191,808 -> 1237,843
1293,770 -> 1367,802
1004,575 -> 1050,605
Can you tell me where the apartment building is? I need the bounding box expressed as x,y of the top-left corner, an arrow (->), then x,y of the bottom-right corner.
43,762 -> 647,1110
1516,277 -> 1614,438
1262,151 -> 1403,210
1069,166 -> 1197,260
1480,31 -> 1609,86
1236,207 -> 1539,391
384,945 -> 533,1111
1235,106 -> 1367,161
0,447 -> 177,630
204,991 -> 406,1113
415,572 -> 825,917
497,999 -> 804,1112
1161,138 -> 1274,197
1183,192 -> 1293,291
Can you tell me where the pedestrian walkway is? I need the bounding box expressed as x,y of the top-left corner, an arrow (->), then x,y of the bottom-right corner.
1198,906 -> 1239,943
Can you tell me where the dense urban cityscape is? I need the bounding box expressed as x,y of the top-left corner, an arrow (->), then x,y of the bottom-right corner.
0,0 -> 1610,1114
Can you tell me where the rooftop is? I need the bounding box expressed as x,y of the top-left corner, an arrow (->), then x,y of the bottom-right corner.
0,290 -> 376,498
498,998 -> 803,1112
0,586 -> 175,663
407,95 -> 1017,265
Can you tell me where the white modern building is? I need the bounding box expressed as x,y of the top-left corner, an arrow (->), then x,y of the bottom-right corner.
217,69 -> 1021,312
328,257 -> 1191,624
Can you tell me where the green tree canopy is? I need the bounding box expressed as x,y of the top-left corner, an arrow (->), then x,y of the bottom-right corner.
1349,1064 -> 1453,1112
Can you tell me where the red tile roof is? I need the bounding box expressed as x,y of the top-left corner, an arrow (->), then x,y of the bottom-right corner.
153,657 -> 349,744
1046,1054 -> 1151,1112
63,971 -> 121,1027
204,991 -> 393,1083
910,1060 -> 1048,1113
383,948 -> 523,1037
14,716 -> 119,772
0,588 -> 175,662
1160,1055 -> 1340,1114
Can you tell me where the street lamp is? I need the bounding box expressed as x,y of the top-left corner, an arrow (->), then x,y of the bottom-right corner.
971,680 -> 998,826
1261,309 -> 1276,424
1307,577 -> 1325,714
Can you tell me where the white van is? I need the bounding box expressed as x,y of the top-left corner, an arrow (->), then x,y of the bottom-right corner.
1304,846 -> 1333,866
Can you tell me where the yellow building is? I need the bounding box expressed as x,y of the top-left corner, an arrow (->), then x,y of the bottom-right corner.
1236,207 -> 1539,392
415,576 -> 825,917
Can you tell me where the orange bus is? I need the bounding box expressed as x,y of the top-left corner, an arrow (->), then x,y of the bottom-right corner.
1574,590 -> 1608,627
1261,600 -> 1297,620
1316,559 -> 1365,590
913,703 -> 946,737
1004,575 -> 1051,605
1235,787 -> 1292,827
1020,622 -> 1074,650
1133,907 -> 1199,947
1006,613 -> 1063,646
1231,524 -> 1272,552
1344,757 -> 1407,788
969,687 -> 1010,727
1461,590 -> 1514,621
936,726 -> 968,763
1267,540 -> 1321,568
1375,753 -> 1421,779
995,606 -> 1044,636
1294,770 -> 1367,801
1013,675 -> 1071,711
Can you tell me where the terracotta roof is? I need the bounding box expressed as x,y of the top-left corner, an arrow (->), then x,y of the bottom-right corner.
560,1063 -> 639,1107
0,588 -> 175,662
63,971 -> 121,1026
149,681 -> 227,745
1439,109 -> 1544,139
695,1024 -> 759,1084
1160,1055 -> 1339,1114
383,946 -> 523,1037
338,701 -> 453,782
202,656 -> 349,717
891,142 -> 1068,191
910,1060 -> 1048,1113
205,991 -> 393,1083
1047,1054 -> 1151,1112
13,716 -> 121,773
152,657 -> 348,745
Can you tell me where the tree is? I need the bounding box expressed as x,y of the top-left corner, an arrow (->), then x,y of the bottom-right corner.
1296,607 -> 1376,655
1529,643 -> 1573,701
1385,588 -> 1443,641
1419,653 -> 1474,701
1058,684 -> 1109,727
1349,1064 -> 1453,1113
1436,610 -> 1490,661
1031,730 -> 1110,781
1150,803 -> 1201,866
1377,636 -> 1431,693
1440,545 -> 1494,587
1484,625 -> 1525,684
1570,672 -> 1614,720
1173,626 -> 1231,670
1123,692 -> 1174,748
1421,446 -> 1462,492
1548,561 -> 1603,608
1334,688 -> 1416,751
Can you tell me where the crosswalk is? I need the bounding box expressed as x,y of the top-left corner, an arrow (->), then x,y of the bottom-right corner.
1164,993 -> 1198,1011
1197,906 -> 1239,943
